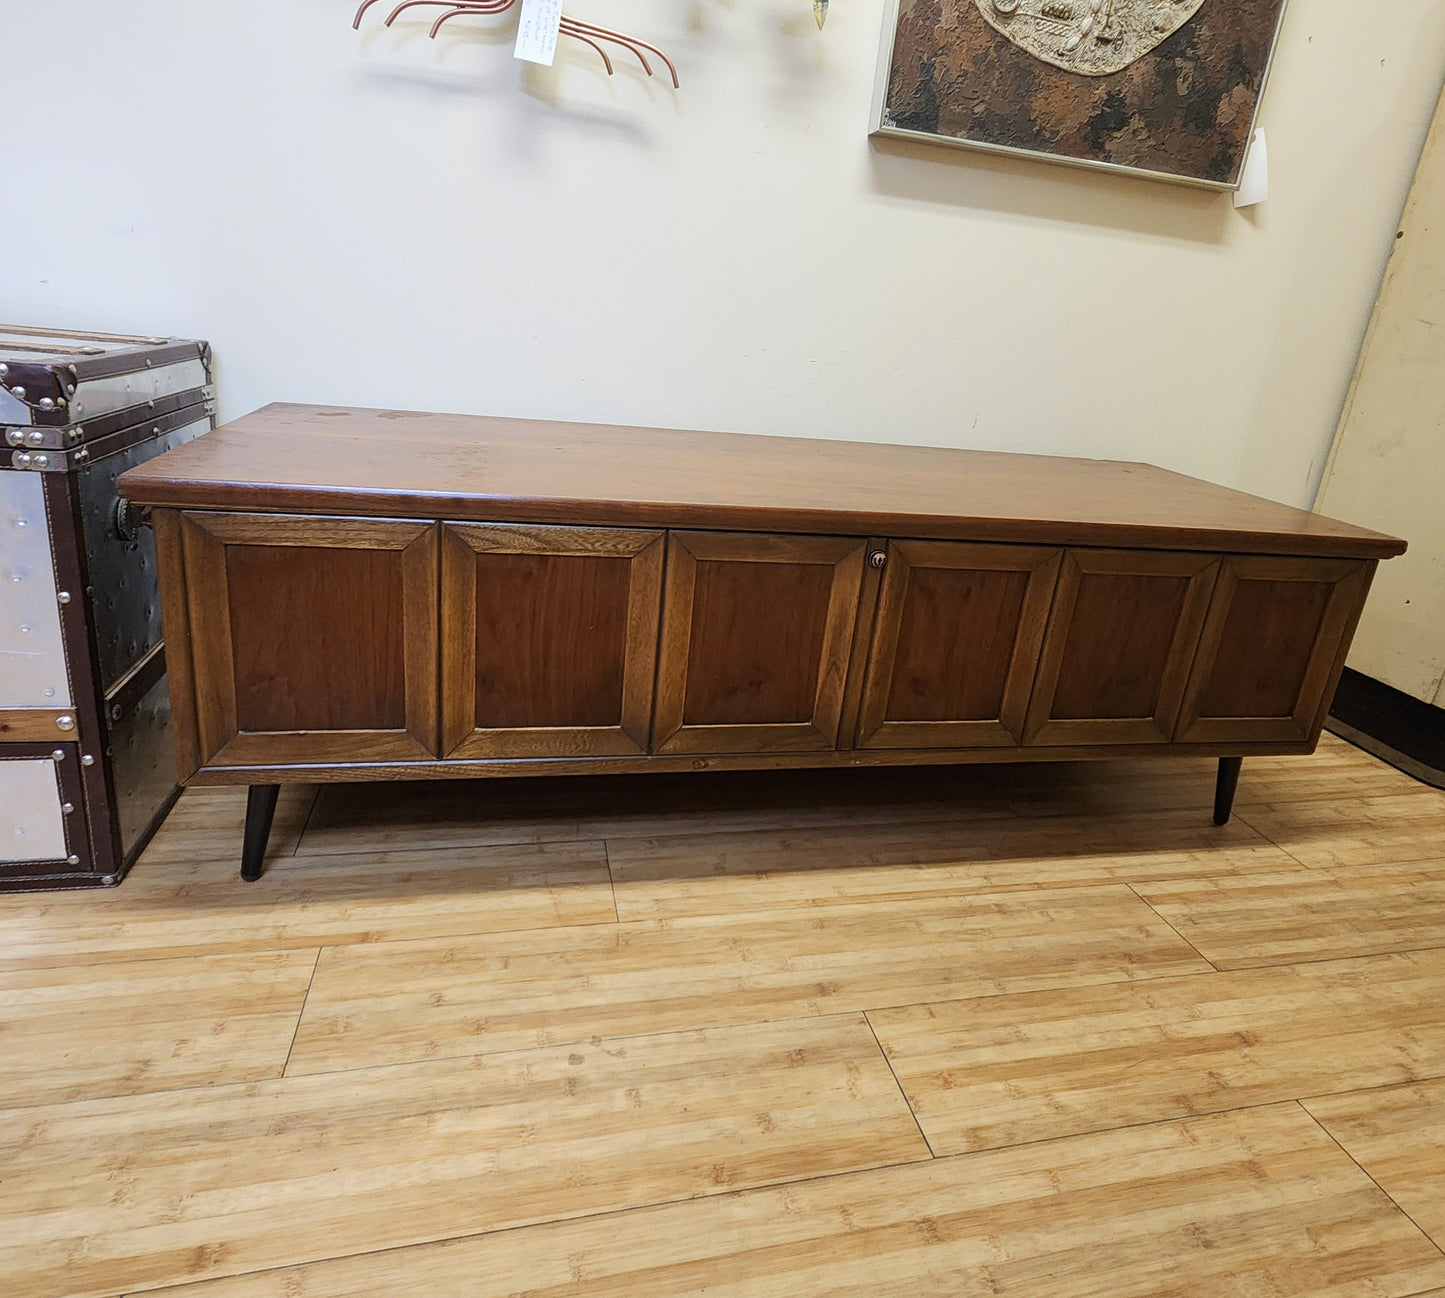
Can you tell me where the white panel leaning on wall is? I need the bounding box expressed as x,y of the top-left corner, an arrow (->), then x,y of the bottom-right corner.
1317,81 -> 1445,709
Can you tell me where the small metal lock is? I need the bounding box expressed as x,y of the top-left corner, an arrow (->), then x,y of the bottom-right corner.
869,551 -> 887,569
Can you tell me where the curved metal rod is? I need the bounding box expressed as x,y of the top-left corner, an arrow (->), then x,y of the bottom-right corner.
364,0 -> 671,89
353,0 -> 390,29
558,23 -> 614,75
578,19 -> 677,88
564,17 -> 677,88
386,0 -> 454,27
562,17 -> 652,78
428,0 -> 514,36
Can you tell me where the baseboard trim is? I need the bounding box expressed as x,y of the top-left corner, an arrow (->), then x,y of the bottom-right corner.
1327,667 -> 1445,789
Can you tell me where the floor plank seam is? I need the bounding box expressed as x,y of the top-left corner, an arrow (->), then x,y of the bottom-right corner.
1232,810 -> 1312,868
38,1037 -> 1445,1148
0,1009 -> 929,1106
1233,811 -> 1445,874
289,834 -> 614,863
0,946 -> 337,975
288,786 -> 323,857
1289,851 -> 1445,872
283,802 -> 1028,862
282,948 -> 325,1078
601,840 -> 621,924
1124,882 -> 1221,972
895,1095 -> 1353,1161
253,882 -> 1202,955
1295,1100 -> 1445,1258
0,1058 -> 338,1117
0,911 -> 638,976
279,972 -> 1242,1084
91,1149 -> 949,1298
863,1009 -> 937,1159
1195,940 -> 1445,975
283,1008 -> 938,1085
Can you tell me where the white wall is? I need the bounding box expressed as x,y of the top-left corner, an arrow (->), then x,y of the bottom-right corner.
4,0 -> 1444,508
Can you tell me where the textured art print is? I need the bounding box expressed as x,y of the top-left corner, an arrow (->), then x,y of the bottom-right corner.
874,0 -> 1287,188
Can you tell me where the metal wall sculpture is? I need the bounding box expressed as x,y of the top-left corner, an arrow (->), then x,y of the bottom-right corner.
873,0 -> 1287,189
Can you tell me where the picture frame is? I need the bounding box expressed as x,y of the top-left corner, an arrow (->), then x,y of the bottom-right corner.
871,0 -> 1289,192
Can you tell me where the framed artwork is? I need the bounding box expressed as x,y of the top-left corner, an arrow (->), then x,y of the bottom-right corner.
872,0 -> 1288,190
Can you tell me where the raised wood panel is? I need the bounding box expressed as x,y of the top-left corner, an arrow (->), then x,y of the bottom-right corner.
686,560 -> 833,724
855,541 -> 1061,749
440,523 -> 664,759
227,545 -> 407,731
475,556 -> 629,726
1177,556 -> 1374,745
1024,549 -> 1220,746
653,532 -> 867,755
180,512 -> 439,767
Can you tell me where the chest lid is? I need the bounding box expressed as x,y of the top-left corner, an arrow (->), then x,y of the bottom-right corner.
0,325 -> 211,431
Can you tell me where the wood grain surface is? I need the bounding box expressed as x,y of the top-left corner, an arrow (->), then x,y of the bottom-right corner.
605,808 -> 1292,920
652,532 -> 865,754
854,540 -> 1060,749
0,790 -> 615,971
0,709 -> 75,743
110,1107 -> 1445,1298
293,762 -> 1012,855
117,404 -> 1407,558
0,949 -> 316,1108
870,950 -> 1445,1154
0,1016 -> 927,1298
284,886 -> 1208,1075
1023,549 -> 1220,746
3,731 -> 1444,1296
1177,556 -> 1373,745
440,523 -> 665,759
1306,1077 -> 1445,1244
1236,789 -> 1445,868
179,512 -> 440,769
1136,865 -> 1445,968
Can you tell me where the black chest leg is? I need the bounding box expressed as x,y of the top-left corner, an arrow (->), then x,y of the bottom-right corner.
241,784 -> 281,881
1214,757 -> 1243,826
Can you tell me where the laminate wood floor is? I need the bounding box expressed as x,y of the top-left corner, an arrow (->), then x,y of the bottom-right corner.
3,733 -> 1445,1297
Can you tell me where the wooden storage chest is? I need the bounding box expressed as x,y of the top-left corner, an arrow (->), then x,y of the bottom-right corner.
118,404 -> 1407,879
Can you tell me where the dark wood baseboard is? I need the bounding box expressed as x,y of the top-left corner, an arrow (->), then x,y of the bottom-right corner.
1327,667 -> 1445,789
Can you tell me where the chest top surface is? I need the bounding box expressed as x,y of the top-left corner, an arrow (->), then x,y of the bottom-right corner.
117,403 -> 1406,559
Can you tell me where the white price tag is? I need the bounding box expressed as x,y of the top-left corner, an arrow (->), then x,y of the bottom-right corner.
514,0 -> 563,66
1234,129 -> 1269,210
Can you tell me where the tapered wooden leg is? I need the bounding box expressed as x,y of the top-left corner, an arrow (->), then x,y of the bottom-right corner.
241,784 -> 281,882
1214,757 -> 1243,826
